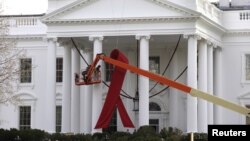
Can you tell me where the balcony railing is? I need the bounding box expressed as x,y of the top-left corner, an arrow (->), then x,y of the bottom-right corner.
0,15 -> 46,35
9,17 -> 38,27
197,0 -> 222,23
240,12 -> 250,20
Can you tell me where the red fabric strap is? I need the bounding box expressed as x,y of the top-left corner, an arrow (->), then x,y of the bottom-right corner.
95,49 -> 134,129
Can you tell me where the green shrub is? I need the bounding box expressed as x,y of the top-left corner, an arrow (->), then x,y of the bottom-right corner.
0,127 -> 207,141
0,128 -> 46,141
109,131 -> 131,141
92,132 -> 107,141
183,133 -> 208,141
160,127 -> 184,141
129,126 -> 162,141
19,129 -> 46,141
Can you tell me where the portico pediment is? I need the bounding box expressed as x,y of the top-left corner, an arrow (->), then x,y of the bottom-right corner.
41,0 -> 200,23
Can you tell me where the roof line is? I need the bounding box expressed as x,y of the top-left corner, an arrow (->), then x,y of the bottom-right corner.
0,13 -> 45,18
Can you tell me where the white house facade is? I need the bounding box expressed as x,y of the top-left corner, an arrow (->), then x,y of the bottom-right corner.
0,0 -> 250,134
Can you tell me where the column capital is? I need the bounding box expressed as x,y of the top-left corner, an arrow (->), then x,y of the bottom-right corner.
183,34 -> 201,40
45,37 -> 57,42
89,35 -> 104,41
83,47 -> 92,53
207,40 -> 218,48
57,38 -> 73,48
135,34 -> 150,40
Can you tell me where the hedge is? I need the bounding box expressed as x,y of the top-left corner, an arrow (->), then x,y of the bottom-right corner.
0,127 -> 207,141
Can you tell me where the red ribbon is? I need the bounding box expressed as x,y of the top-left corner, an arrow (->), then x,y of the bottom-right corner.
95,49 -> 134,129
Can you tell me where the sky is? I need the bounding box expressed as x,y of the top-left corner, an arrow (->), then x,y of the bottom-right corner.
3,0 -> 47,15
3,0 -> 218,15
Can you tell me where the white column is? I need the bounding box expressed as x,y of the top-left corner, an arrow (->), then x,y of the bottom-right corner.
127,50 -> 137,131
89,36 -> 103,133
71,47 -> 80,133
185,34 -> 198,133
169,52 -> 179,128
62,42 -> 72,133
214,47 -> 222,124
207,43 -> 214,125
136,35 -> 150,127
198,39 -> 208,133
45,38 -> 57,132
80,48 -> 93,134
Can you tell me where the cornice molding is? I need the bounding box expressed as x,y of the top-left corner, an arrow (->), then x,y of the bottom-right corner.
226,30 -> 250,36
6,35 -> 46,40
43,16 -> 199,24
183,33 -> 221,47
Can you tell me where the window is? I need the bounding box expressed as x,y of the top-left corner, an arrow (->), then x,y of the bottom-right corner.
20,58 -> 32,83
56,58 -> 63,82
103,109 -> 117,133
149,102 -> 161,111
56,106 -> 62,132
245,55 -> 250,81
149,119 -> 159,133
149,56 -> 160,74
105,63 -> 114,82
19,106 -> 31,130
149,102 -> 161,133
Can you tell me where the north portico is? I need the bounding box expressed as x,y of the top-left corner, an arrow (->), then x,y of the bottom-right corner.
40,0 -> 223,134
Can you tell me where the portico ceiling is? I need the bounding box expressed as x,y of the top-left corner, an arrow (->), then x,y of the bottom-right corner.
70,34 -> 187,51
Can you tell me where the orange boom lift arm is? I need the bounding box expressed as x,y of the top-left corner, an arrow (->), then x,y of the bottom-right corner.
76,52 -> 250,117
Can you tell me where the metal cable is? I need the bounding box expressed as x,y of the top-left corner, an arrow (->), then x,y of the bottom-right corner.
71,38 -> 134,99
149,35 -> 182,92
149,66 -> 187,98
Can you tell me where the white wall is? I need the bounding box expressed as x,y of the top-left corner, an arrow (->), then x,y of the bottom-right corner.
220,34 -> 250,124
231,0 -> 250,6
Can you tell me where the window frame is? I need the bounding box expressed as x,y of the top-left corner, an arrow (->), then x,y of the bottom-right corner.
105,62 -> 114,82
149,102 -> 161,111
20,58 -> 32,84
56,57 -> 63,83
241,53 -> 250,83
149,56 -> 160,74
149,119 -> 160,133
19,106 -> 31,130
56,105 -> 62,132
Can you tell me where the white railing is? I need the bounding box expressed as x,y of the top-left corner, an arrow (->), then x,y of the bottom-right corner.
8,17 -> 39,27
3,16 -> 47,35
197,0 -> 222,23
240,12 -> 250,20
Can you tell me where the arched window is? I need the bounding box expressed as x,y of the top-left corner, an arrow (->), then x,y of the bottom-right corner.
149,102 -> 161,111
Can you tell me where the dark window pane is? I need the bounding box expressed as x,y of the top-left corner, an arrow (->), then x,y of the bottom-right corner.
19,106 -> 31,130
56,106 -> 62,133
149,119 -> 159,133
105,63 -> 114,82
149,56 -> 160,74
20,58 -> 32,83
56,58 -> 63,82
149,102 -> 161,111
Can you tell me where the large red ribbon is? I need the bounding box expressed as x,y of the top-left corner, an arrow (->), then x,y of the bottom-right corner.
95,49 -> 134,129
